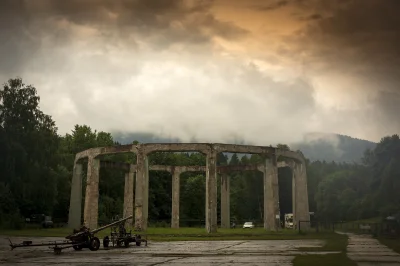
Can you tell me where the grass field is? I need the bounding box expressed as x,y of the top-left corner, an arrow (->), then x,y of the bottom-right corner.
0,227 -> 325,241
293,253 -> 357,266
379,238 -> 400,254
293,232 -> 356,266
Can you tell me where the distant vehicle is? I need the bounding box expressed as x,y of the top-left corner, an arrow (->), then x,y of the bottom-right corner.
243,222 -> 255,229
27,214 -> 54,228
284,213 -> 294,229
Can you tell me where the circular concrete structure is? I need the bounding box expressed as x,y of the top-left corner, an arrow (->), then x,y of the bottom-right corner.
68,143 -> 310,233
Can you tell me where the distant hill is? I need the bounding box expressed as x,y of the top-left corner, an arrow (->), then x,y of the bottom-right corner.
291,132 -> 377,163
112,131 -> 376,163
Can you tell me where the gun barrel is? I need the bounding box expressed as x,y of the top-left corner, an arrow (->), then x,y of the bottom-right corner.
91,215 -> 133,234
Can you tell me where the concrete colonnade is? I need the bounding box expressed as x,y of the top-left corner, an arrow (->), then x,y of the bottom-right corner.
68,143 -> 309,233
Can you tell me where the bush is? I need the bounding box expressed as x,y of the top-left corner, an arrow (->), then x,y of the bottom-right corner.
0,211 -> 24,229
150,221 -> 170,228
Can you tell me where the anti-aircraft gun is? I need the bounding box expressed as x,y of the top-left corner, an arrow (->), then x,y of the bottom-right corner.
8,215 -> 133,255
102,215 -> 147,248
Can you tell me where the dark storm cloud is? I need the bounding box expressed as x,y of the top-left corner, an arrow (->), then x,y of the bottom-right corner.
295,0 -> 400,81
288,0 -> 400,135
300,13 -> 323,21
249,0 -> 289,11
0,0 -> 247,74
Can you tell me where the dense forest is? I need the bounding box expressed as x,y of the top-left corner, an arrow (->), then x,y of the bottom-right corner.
1,78 -> 399,229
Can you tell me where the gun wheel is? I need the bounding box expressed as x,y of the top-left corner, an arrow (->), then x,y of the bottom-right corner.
89,237 -> 100,251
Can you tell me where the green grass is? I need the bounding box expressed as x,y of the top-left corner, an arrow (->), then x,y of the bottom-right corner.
0,227 -> 337,242
378,238 -> 400,254
298,232 -> 348,252
293,253 -> 357,266
293,232 -> 357,266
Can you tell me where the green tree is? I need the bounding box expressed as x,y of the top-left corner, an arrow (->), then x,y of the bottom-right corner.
0,78 -> 59,221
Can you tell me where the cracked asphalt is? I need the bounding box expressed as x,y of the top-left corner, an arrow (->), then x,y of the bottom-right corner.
0,236 -> 327,265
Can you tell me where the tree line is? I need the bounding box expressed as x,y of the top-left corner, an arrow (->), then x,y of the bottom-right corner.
0,78 -> 399,229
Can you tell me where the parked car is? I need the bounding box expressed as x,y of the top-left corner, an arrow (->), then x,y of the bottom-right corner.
27,214 -> 54,228
243,222 -> 255,229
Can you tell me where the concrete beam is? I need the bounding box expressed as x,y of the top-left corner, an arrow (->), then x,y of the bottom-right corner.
75,143 -> 306,165
214,143 -> 274,155
142,143 -> 211,155
68,163 -> 82,229
83,156 -> 100,229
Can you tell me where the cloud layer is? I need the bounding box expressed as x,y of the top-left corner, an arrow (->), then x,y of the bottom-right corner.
0,0 -> 399,145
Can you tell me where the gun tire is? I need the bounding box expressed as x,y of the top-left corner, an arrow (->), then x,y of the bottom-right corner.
89,237 -> 100,251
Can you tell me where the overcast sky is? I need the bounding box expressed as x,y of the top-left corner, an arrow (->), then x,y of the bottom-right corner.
1,0 -> 399,145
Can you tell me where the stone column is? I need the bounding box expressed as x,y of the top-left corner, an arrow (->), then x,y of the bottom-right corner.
83,156 -> 100,229
134,149 -> 146,231
294,162 -> 310,230
68,163 -> 82,229
220,173 -> 230,229
123,170 -> 135,228
291,165 -> 296,230
171,169 -> 181,229
264,154 -> 279,231
143,156 -> 149,229
205,149 -> 218,233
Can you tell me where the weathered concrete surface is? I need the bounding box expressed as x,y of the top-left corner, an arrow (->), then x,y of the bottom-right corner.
134,150 -> 146,231
143,156 -> 149,230
171,170 -> 181,229
264,156 -> 279,231
293,162 -> 310,229
344,233 -> 400,265
0,236 -> 327,266
68,163 -> 82,229
73,143 -> 308,234
123,169 -> 134,228
221,173 -> 230,229
83,156 -> 100,229
205,149 -> 218,233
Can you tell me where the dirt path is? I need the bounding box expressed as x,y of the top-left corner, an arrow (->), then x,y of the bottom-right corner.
345,233 -> 400,266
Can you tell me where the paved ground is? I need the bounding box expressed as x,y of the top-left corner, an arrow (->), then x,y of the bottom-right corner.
345,233 -> 400,266
0,236 -> 328,265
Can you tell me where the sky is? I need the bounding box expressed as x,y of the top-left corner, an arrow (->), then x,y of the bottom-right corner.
1,0 -> 399,145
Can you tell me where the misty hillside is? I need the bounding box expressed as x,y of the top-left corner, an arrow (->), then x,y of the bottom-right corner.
112,132 -> 376,163
291,133 -> 376,163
